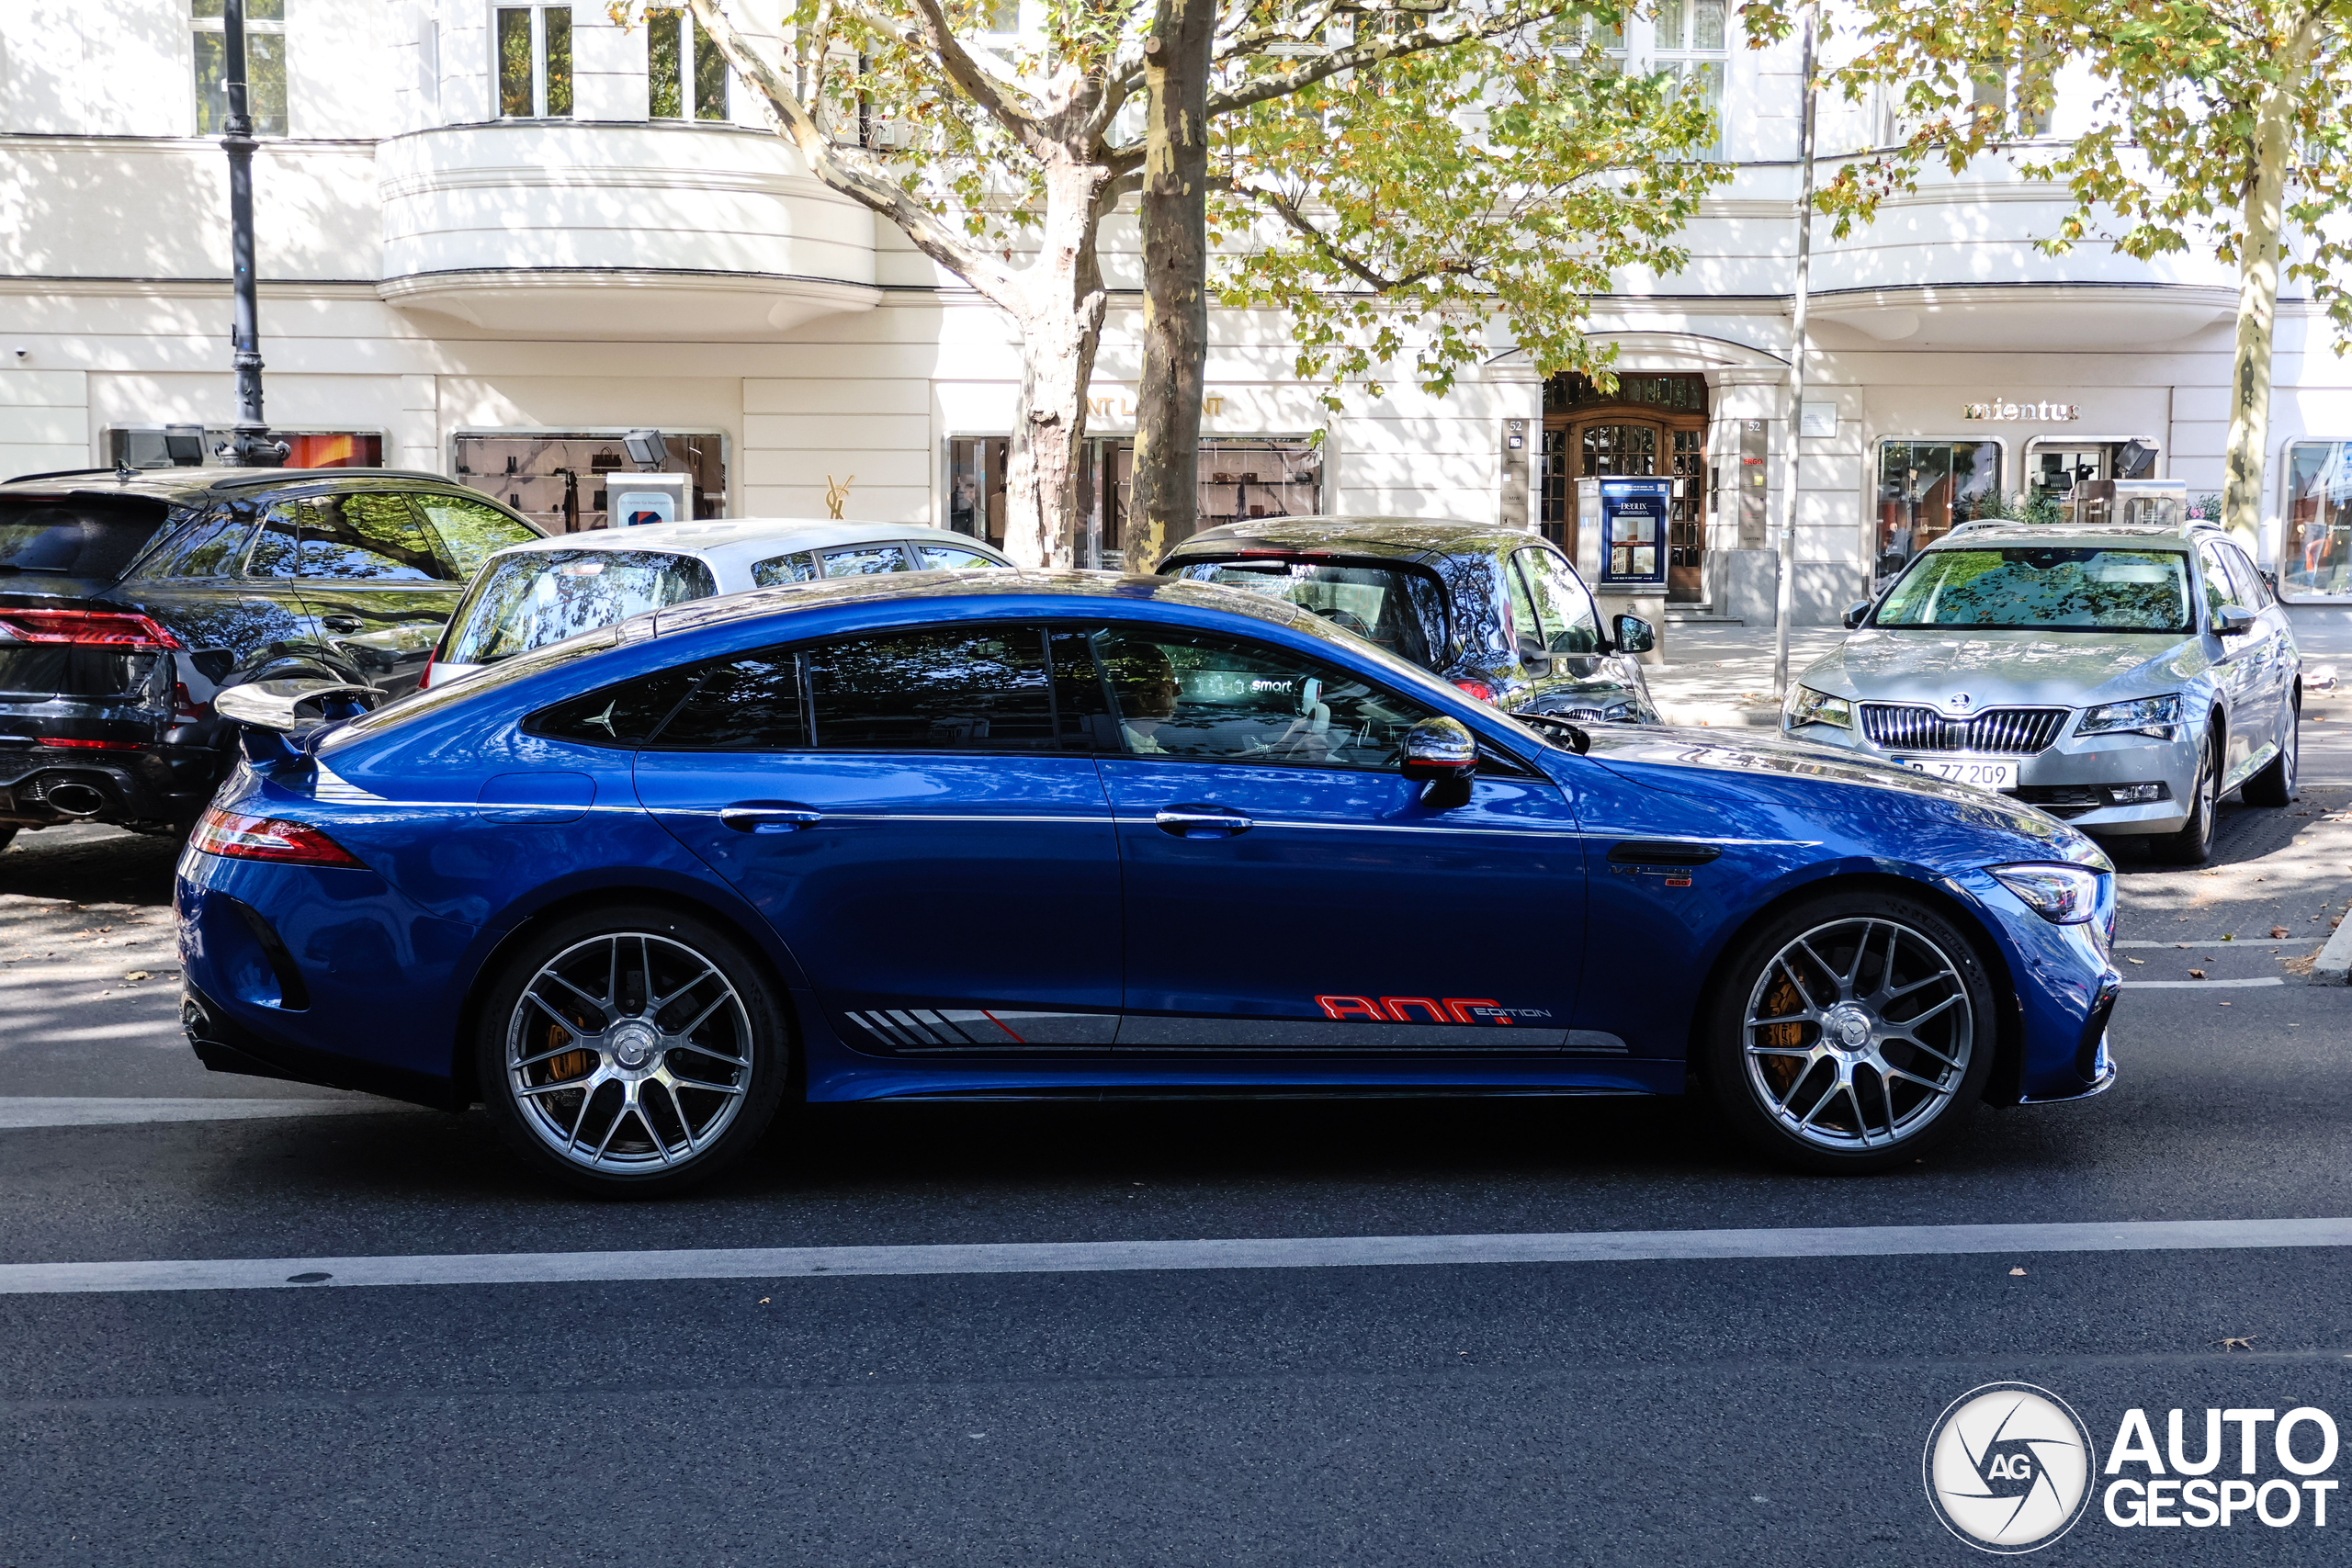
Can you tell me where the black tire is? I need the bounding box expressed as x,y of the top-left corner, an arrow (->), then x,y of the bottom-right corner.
1702,890 -> 1996,1175
2240,691 -> 2300,807
474,904 -> 791,1197
2152,728 -> 2221,865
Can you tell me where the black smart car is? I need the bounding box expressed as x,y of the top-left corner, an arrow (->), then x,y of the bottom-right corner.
1159,518 -> 1658,726
0,466 -> 540,844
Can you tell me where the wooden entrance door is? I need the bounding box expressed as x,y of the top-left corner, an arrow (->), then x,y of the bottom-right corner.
1540,374 -> 1709,603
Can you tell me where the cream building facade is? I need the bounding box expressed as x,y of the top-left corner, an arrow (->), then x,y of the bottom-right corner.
3,2 -> 2348,618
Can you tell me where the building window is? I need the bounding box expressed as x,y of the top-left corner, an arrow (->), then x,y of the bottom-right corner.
946,434 -> 1322,569
497,6 -> 573,118
192,1 -> 288,137
1876,440 -> 2001,588
648,6 -> 728,120
2284,440 -> 2352,600
453,431 -> 726,533
1653,0 -> 1728,158
108,427 -> 384,471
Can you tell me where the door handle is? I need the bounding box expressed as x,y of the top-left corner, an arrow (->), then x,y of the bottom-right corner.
719,805 -> 823,834
1155,805 -> 1252,839
320,615 -> 363,634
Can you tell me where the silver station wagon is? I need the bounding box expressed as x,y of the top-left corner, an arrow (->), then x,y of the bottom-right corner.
424,517 -> 1011,687
1784,521 -> 2301,863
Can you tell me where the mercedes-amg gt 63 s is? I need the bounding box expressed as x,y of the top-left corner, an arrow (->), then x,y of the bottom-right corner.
179,571 -> 2120,1194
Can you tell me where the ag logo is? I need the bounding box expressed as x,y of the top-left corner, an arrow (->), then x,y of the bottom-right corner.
1924,1382 -> 2097,1553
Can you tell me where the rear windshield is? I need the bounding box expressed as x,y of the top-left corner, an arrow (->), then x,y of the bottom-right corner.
1874,547 -> 2193,633
444,548 -> 718,665
0,494 -> 177,581
1168,558 -> 1442,668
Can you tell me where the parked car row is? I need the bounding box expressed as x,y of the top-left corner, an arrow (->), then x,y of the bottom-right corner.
3,459 -> 2299,1194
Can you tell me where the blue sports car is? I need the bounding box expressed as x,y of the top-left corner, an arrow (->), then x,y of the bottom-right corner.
177,571 -> 2120,1194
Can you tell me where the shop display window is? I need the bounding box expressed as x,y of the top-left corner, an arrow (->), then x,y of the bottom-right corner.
107,427 -> 382,471
1876,440 -> 2001,588
946,435 -> 1323,569
452,431 -> 726,533
2283,440 -> 2352,600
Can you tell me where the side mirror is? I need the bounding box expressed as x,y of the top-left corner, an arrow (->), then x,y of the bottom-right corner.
1613,615 -> 1656,655
1842,601 -> 1872,629
1400,716 -> 1478,783
2212,604 -> 2256,637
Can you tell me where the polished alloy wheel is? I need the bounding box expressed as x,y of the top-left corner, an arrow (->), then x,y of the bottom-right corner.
1741,917 -> 1974,1151
503,931 -> 753,1174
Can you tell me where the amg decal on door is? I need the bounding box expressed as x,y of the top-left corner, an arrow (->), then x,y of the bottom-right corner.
1313,996 -> 1554,1025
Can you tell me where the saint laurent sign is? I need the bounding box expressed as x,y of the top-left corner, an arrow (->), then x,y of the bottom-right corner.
1087,389 -> 1227,419
1962,400 -> 2079,422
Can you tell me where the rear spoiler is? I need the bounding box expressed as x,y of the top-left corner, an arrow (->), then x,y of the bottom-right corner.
213,679 -> 383,763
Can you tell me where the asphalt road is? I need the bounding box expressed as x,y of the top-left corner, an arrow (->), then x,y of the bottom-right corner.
3,771 -> 2349,1565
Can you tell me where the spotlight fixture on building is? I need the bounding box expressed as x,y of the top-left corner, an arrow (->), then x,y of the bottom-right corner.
623,429 -> 671,470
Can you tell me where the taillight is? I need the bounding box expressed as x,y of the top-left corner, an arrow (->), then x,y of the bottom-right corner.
189,806 -> 367,868
0,609 -> 181,648
1453,679 -> 1495,703
40,737 -> 147,752
173,682 -> 209,721
420,648 -> 436,688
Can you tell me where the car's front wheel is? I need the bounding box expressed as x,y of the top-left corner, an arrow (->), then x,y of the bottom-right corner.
2152,730 -> 2221,864
1702,893 -> 1995,1174
476,905 -> 790,1197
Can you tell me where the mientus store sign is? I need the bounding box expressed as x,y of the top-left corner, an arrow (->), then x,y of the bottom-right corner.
1963,399 -> 2081,422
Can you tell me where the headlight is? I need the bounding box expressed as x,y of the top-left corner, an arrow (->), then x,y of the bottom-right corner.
1785,685 -> 1852,730
1989,863 -> 2104,924
2078,694 -> 2181,739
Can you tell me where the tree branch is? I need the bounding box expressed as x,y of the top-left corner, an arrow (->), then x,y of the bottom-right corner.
887,0 -> 1059,156
1216,176 -> 1460,291
683,0 -> 1017,300
1204,4 -> 1571,118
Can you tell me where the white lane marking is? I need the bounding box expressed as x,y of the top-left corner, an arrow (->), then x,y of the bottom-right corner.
2121,976 -> 2287,989
6,1216 -> 2352,1296
2112,939 -> 2318,949
0,1097 -> 413,1131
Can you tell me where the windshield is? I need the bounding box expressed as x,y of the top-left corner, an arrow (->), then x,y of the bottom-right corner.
445,548 -> 718,664
0,494 -> 178,580
1873,547 -> 2193,634
1170,558 -> 1442,668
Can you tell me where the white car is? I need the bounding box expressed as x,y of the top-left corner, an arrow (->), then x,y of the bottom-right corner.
424,517 -> 1012,686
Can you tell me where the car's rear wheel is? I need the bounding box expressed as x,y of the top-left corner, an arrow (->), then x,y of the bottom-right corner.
476,905 -> 789,1197
2152,730 -> 2221,864
2240,693 -> 2299,807
1702,893 -> 1995,1174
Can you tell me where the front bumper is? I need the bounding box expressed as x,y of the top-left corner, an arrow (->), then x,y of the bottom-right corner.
1785,720 -> 2199,835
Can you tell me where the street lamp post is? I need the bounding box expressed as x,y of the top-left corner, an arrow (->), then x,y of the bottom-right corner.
1771,0 -> 1819,701
218,0 -> 285,468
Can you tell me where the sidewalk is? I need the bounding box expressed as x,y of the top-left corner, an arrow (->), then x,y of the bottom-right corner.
1645,626 -> 1849,728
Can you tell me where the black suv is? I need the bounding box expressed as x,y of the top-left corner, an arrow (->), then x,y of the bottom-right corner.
0,467 -> 540,843
1159,518 -> 1659,726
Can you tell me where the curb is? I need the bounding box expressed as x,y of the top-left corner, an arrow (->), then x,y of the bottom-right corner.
2315,911 -> 2352,987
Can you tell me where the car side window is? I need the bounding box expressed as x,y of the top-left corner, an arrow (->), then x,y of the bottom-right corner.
653,650 -> 809,750
820,544 -> 913,577
413,491 -> 538,577
807,625 -> 1057,751
751,553 -> 819,587
2196,541 -> 2236,622
1501,551 -> 1545,661
141,509 -> 254,579
2220,543 -> 2269,609
916,543 -> 1001,570
1513,547 -> 1602,655
244,503 -> 303,579
1094,626 -> 1439,770
526,667 -> 702,749
300,493 -> 454,583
